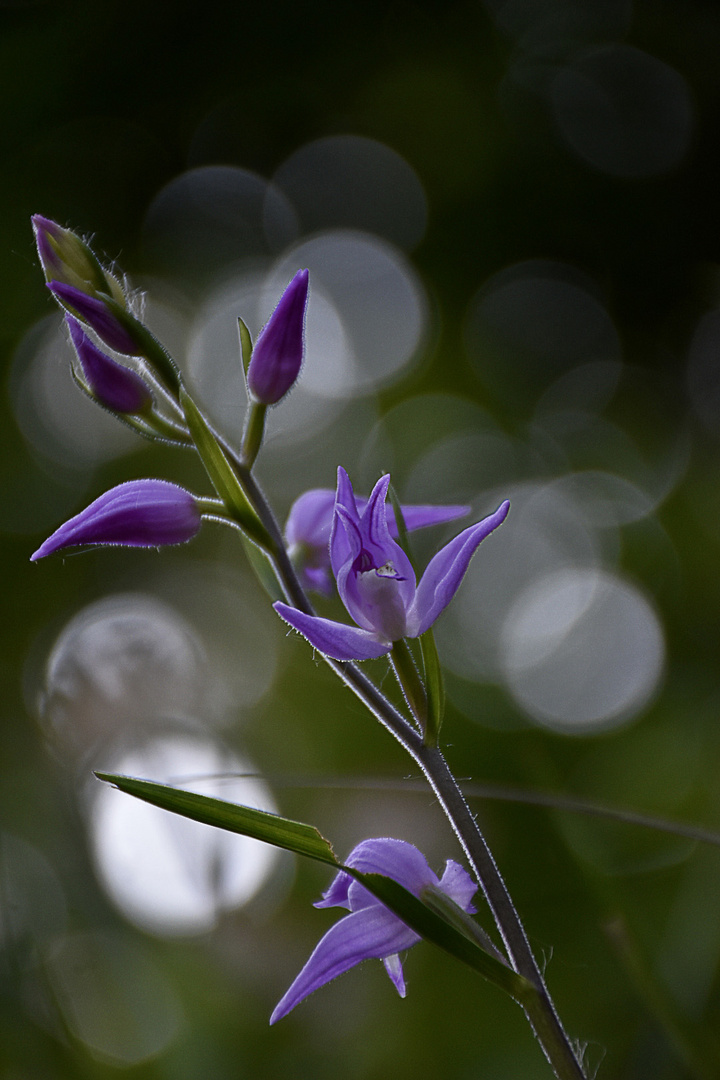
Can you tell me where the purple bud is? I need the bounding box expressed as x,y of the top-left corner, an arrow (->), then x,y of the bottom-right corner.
247,270 -> 309,404
32,215 -> 106,292
66,317 -> 152,414
48,281 -> 138,355
30,480 -> 202,561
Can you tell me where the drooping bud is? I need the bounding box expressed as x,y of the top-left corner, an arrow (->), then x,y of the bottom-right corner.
66,316 -> 152,415
48,281 -> 139,355
32,215 -> 125,303
247,269 -> 309,405
30,480 -> 202,561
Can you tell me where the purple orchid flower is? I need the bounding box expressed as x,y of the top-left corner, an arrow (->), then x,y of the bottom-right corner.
285,487 -> 471,595
30,480 -> 202,561
270,837 -> 477,1023
274,467 -> 509,661
247,269 -> 309,405
48,281 -> 138,356
66,316 -> 152,414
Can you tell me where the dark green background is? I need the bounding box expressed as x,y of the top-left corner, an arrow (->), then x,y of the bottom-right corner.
2,1 -> 720,1077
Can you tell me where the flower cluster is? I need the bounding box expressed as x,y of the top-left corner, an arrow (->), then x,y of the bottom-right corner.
29,214 -> 528,1058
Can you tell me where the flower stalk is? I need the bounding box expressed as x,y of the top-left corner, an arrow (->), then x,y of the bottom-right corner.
31,217 -> 587,1077
231,465 -> 586,1079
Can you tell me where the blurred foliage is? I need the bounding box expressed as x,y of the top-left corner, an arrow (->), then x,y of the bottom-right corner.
3,0 -> 720,1077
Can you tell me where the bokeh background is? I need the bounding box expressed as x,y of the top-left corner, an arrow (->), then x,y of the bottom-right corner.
2,0 -> 720,1076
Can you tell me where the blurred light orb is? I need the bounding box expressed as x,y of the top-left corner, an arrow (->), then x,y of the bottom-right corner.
360,393 -> 502,490
137,559 -> 279,716
551,44 -> 693,177
545,470 -> 656,528
405,430 -> 520,505
143,166 -> 298,279
272,134 -> 427,251
501,568 -> 664,732
485,0 -> 632,49
42,594 -> 209,762
0,833 -> 67,946
188,232 -> 427,447
45,929 -> 182,1065
435,481 -> 599,682
90,736 -> 281,936
11,316 -> 137,469
465,261 -> 621,409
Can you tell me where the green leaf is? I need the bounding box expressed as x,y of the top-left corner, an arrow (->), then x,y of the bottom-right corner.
180,388 -> 272,550
94,773 -> 531,1003
242,537 -> 284,602
355,873 -> 530,1002
95,773 -> 340,866
419,628 -> 445,745
237,317 -> 253,380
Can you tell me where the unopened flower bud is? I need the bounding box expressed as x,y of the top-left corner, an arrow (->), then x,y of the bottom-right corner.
247,269 -> 309,405
32,215 -> 124,302
49,281 -> 139,355
30,480 -> 202,561
67,316 -> 152,415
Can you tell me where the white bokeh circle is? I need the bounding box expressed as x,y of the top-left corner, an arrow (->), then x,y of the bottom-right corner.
501,568 -> 664,732
90,736 -> 282,936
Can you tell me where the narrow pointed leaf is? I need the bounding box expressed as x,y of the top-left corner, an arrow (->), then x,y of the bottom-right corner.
95,773 -> 340,865
237,317 -> 253,381
243,537 -> 284,602
180,388 -> 272,549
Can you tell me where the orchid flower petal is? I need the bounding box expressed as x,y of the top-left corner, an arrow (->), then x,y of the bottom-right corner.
388,503 -> 469,535
345,838 -> 438,898
437,860 -> 479,914
383,953 -> 407,997
269,904 -> 419,1023
273,602 -> 391,661
330,466 -> 361,577
335,474 -> 416,640
285,489 -> 336,551
407,500 -> 510,637
314,870 -> 353,911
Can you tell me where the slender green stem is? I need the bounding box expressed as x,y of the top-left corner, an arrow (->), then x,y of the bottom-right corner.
240,401 -> 267,468
230,463 -> 586,1079
161,378 -> 586,1078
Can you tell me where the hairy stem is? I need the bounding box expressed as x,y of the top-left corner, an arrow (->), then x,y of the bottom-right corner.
194,415 -> 586,1078
235,474 -> 585,1078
